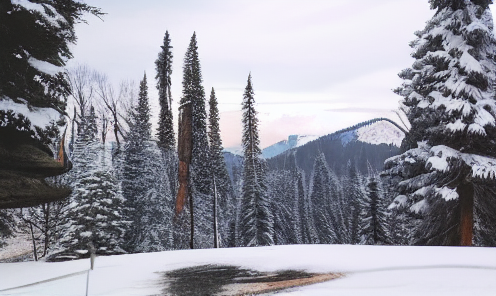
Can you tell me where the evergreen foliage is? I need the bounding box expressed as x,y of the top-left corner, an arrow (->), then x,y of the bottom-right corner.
182,33 -> 211,196
294,168 -> 314,244
267,170 -> 299,245
341,161 -> 364,244
50,107 -> 126,260
156,30 -> 175,150
384,0 -> 496,246
208,88 -> 234,247
239,74 -> 274,247
122,73 -> 173,252
178,33 -> 213,249
309,153 -> 338,244
359,166 -> 388,245
0,0 -> 102,146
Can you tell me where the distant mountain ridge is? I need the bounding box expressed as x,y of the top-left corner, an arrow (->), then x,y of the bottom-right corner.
261,135 -> 319,159
260,118 -> 405,159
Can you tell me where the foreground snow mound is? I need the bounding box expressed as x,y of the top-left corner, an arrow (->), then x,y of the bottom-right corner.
0,245 -> 495,296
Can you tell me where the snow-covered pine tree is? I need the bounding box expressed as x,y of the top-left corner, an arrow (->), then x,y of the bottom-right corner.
239,74 -> 274,247
176,33 -> 213,249
359,165 -> 388,245
155,30 -> 175,150
309,153 -> 339,244
133,145 -> 174,253
207,87 -> 233,248
155,31 -> 178,201
121,74 -> 151,251
294,168 -> 314,244
50,106 -> 127,260
122,73 -> 173,252
384,0 -> 496,246
341,160 -> 365,244
187,34 -> 212,198
267,169 -> 298,245
0,0 -> 102,148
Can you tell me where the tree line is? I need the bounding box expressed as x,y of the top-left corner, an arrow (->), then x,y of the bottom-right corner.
2,0 -> 496,259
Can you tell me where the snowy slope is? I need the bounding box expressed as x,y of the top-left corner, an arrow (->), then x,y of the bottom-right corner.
224,146 -> 243,156
262,135 -> 319,159
356,120 -> 404,147
260,119 -> 405,159
0,245 -> 495,296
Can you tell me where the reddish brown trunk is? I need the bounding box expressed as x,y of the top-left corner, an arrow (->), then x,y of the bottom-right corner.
176,161 -> 189,214
176,103 -> 193,215
176,102 -> 194,249
458,182 -> 474,246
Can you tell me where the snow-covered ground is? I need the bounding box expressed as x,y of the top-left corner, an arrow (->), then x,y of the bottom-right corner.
0,244 -> 495,296
0,234 -> 32,262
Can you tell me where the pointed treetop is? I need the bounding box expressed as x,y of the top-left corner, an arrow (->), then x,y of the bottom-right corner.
243,73 -> 254,100
139,72 -> 148,97
190,32 -> 197,47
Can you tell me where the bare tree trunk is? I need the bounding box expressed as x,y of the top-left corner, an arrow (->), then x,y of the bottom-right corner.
177,103 -> 193,249
70,107 -> 77,154
458,182 -> 474,246
43,203 -> 50,257
29,221 -> 38,261
213,177 -> 219,248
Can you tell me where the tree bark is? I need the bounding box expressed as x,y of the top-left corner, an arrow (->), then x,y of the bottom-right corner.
458,181 -> 474,246
213,176 -> 219,248
29,221 -> 38,261
177,103 -> 193,248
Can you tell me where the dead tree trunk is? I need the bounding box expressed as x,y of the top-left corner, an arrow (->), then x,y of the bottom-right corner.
29,221 -> 38,261
458,181 -> 474,246
176,102 -> 193,248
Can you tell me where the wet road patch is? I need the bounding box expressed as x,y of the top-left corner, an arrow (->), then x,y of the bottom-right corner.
161,264 -> 342,295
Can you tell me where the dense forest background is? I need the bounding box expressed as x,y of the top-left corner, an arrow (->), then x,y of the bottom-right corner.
2,0 -> 496,263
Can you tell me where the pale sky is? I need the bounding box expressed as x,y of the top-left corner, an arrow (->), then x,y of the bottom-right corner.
68,1 -> 496,149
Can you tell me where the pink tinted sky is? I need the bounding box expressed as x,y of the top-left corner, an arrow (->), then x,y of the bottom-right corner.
68,0 -> 496,149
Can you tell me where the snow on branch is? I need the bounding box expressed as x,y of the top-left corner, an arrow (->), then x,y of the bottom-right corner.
28,57 -> 63,76
427,145 -> 496,180
0,96 -> 61,129
12,0 -> 67,28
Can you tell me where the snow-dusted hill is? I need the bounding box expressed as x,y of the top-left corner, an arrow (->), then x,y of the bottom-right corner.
261,135 -> 319,159
0,245 -> 494,296
260,119 -> 405,159
356,120 -> 404,147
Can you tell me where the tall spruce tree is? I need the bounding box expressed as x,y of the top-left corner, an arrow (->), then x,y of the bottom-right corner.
122,73 -> 173,252
239,74 -> 274,247
384,0 -> 496,246
177,33 -> 213,249
294,168 -> 313,244
268,169 -> 300,245
309,153 -> 338,244
359,166 -> 388,245
341,160 -> 364,244
208,87 -> 233,247
156,30 -> 175,150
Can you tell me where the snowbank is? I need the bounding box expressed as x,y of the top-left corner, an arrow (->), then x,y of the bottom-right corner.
0,244 -> 494,296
